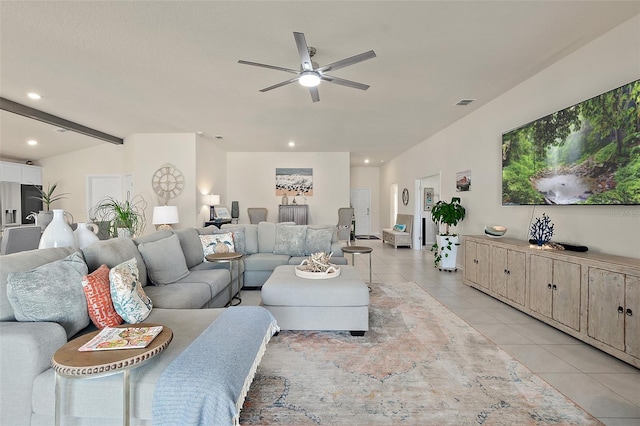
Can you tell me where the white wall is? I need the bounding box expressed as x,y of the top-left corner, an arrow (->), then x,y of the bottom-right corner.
227,152 -> 350,225
39,143 -> 124,222
196,138 -> 227,225
381,15 -> 640,260
350,166 -> 381,236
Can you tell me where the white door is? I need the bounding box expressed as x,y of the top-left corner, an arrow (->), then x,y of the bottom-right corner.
350,188 -> 371,237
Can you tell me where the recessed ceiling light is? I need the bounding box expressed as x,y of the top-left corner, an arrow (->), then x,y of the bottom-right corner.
288,141 -> 295,147
27,140 -> 38,146
27,93 -> 41,100
364,159 -> 370,164
196,131 -> 204,137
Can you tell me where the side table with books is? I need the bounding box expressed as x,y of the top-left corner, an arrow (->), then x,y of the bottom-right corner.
51,324 -> 173,426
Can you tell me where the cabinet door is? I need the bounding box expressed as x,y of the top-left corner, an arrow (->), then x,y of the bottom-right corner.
464,241 -> 478,284
21,165 -> 42,185
476,242 -> 490,289
507,250 -> 526,306
588,268 -> 625,350
491,246 -> 508,297
552,260 -> 581,331
626,275 -> 640,359
529,254 -> 553,318
0,162 -> 22,182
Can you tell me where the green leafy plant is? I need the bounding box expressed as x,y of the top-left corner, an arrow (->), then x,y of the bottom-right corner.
430,197 -> 466,268
91,193 -> 147,237
30,181 -> 69,211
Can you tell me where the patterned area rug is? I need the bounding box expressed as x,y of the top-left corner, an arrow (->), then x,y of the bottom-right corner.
240,281 -> 601,425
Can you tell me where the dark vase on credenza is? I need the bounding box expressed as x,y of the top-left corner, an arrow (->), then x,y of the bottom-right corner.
231,201 -> 239,219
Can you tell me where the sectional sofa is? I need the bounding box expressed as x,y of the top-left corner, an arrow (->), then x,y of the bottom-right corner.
0,221 -> 346,425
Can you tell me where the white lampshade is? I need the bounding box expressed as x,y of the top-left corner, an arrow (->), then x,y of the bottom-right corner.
152,205 -> 179,225
203,194 -> 220,206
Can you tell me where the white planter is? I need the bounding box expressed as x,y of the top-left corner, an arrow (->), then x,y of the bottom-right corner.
436,234 -> 459,270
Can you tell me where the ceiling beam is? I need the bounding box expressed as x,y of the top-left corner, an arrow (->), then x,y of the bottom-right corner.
0,97 -> 123,145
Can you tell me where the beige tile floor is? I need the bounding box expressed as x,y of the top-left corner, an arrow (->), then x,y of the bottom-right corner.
240,238 -> 640,426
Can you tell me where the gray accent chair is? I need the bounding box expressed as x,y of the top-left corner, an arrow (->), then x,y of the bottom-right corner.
247,208 -> 268,224
0,226 -> 42,255
337,207 -> 354,245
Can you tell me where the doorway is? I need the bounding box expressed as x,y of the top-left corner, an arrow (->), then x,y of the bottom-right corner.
414,173 -> 441,249
350,188 -> 371,237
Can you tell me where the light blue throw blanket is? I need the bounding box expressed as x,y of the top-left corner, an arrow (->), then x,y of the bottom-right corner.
152,306 -> 279,425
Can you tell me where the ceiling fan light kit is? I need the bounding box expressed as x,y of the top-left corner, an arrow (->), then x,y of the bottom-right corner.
239,31 -> 376,102
298,71 -> 321,87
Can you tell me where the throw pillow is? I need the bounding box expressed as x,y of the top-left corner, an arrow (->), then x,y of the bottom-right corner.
274,225 -> 306,257
109,258 -> 153,324
393,223 -> 407,232
138,234 -> 190,285
6,252 -> 89,338
305,227 -> 334,255
200,233 -> 235,259
81,264 -> 123,328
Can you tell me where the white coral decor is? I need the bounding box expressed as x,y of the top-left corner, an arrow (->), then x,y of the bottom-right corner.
298,252 -> 335,273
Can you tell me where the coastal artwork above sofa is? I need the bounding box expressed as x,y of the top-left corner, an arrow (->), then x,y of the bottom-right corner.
275,168 -> 313,196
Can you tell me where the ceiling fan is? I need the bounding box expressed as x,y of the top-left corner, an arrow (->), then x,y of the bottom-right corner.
238,32 -> 376,103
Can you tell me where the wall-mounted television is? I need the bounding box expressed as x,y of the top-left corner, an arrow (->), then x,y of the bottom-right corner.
502,79 -> 639,205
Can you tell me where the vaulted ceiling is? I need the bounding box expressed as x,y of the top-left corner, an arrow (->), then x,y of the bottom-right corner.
1,1 -> 638,165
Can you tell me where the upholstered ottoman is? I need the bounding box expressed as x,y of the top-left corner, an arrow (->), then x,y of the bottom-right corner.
261,265 -> 369,335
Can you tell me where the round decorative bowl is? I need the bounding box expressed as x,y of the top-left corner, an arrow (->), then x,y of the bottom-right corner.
484,225 -> 507,238
294,265 -> 341,279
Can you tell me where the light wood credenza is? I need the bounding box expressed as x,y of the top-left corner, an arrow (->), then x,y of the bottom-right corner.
462,235 -> 640,368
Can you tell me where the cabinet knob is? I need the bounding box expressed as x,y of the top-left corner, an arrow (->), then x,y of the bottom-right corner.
504,269 -> 508,274
552,284 -> 557,290
547,283 -> 552,289
618,306 -> 624,314
627,308 -> 633,316
506,270 -> 511,275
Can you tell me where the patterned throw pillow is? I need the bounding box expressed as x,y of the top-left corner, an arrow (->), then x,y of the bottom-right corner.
200,233 -> 235,259
393,223 -> 407,232
109,258 -> 152,323
81,264 -> 123,328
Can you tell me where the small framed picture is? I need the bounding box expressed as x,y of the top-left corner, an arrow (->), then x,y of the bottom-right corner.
215,207 -> 231,219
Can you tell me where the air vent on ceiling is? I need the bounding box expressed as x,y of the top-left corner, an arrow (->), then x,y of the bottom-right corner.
455,99 -> 475,106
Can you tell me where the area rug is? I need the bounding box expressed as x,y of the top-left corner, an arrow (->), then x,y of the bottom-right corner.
239,281 -> 600,425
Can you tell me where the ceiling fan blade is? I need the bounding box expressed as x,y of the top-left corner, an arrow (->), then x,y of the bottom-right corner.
317,50 -> 377,73
293,32 -> 314,71
259,77 -> 300,92
321,74 -> 370,91
309,86 -> 320,103
238,60 -> 299,75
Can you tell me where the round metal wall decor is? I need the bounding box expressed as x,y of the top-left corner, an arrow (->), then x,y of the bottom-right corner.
402,188 -> 409,205
152,163 -> 185,203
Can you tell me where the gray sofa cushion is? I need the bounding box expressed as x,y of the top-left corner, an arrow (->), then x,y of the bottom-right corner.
243,253 -> 290,271
143,283 -> 211,309
305,227 -> 334,254
133,230 -> 173,246
257,222 -> 277,253
174,269 -> 231,301
6,252 -> 89,338
138,234 -> 190,285
274,225 -> 306,256
0,246 -> 76,321
82,237 -> 149,286
173,228 -> 206,269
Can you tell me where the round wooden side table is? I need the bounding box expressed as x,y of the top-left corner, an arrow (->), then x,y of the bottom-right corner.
51,323 -> 173,426
205,251 -> 244,306
342,245 -> 373,283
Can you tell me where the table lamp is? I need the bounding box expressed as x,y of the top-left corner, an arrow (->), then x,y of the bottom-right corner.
204,194 -> 220,220
152,205 -> 179,230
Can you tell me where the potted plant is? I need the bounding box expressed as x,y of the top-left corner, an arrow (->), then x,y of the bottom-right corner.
430,197 -> 466,270
30,182 -> 70,230
91,193 -> 147,238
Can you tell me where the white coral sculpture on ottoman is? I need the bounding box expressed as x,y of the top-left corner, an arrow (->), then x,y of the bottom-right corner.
298,252 -> 337,273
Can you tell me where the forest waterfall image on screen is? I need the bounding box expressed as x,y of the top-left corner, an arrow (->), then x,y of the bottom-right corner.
502,79 -> 639,205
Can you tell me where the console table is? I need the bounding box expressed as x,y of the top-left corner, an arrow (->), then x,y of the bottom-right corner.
278,205 -> 308,225
463,235 -> 640,368
204,218 -> 232,229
